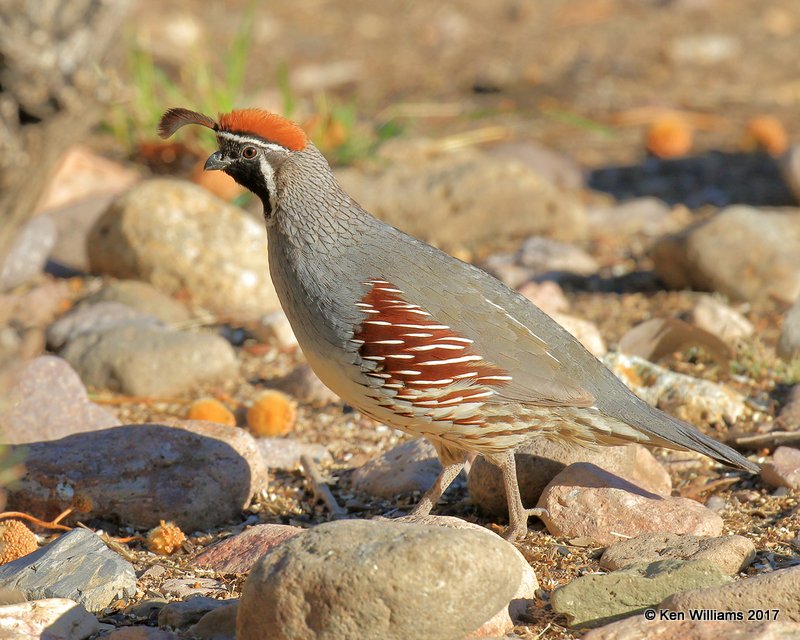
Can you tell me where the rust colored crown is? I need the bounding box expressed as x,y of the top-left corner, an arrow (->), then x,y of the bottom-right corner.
158,107 -> 308,151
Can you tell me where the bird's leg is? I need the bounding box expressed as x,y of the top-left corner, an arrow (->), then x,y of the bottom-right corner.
409,461 -> 465,517
497,450 -> 548,541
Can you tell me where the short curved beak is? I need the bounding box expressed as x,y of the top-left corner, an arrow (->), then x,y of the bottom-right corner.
204,151 -> 230,171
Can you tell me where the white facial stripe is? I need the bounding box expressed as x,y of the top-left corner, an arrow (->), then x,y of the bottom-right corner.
257,155 -> 278,213
216,131 -> 287,153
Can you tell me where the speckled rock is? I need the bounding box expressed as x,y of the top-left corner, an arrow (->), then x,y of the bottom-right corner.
538,463 -> 723,545
0,529 -> 136,612
551,560 -> 732,628
0,598 -> 100,639
652,206 -> 800,304
88,179 -> 280,318
236,519 -> 522,640
391,514 -> 538,638
604,352 -> 745,427
7,421 -> 266,531
584,617 -> 800,639
600,533 -> 756,575
777,296 -> 800,361
0,215 -> 57,291
79,280 -> 191,325
352,438 -> 448,499
0,355 -> 120,444
760,446 -> 800,489
660,565 -> 800,621
194,524 -> 304,574
469,441 -> 671,518
46,301 -> 163,350
250,310 -> 298,349
60,323 -> 238,396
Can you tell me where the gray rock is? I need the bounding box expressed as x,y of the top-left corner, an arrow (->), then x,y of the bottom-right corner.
487,141 -> 583,191
583,616 -> 800,639
60,323 -> 238,396
781,145 -> 800,204
660,565 -> 800,621
351,438 -> 447,499
47,301 -> 163,350
551,559 -> 732,628
267,363 -> 339,407
482,237 -> 598,288
7,421 -> 267,531
587,197 -> 681,237
687,296 -> 754,345
256,438 -> 332,471
600,533 -> 756,575
45,194 -> 118,273
469,441 -> 671,518
0,215 -> 57,291
237,519 -> 522,640
652,206 -> 800,304
0,598 -> 100,639
0,355 -> 120,444
538,463 -> 724,545
336,150 -> 587,253
79,280 -> 191,325
158,597 -> 231,629
189,601 -> 238,640
777,297 -> 800,361
0,529 -> 136,612
88,179 -> 280,319
760,446 -> 800,490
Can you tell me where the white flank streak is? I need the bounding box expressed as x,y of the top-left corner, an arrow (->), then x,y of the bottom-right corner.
403,333 -> 433,338
368,373 -> 391,379
351,339 -> 365,345
408,378 -> 455,386
419,355 -> 482,366
476,375 -> 513,382
376,288 -> 404,294
365,320 -> 391,326
408,344 -> 464,352
355,302 -> 372,308
383,383 -> 403,389
363,355 -> 385,361
440,336 -> 473,344
397,370 -> 422,376
405,309 -> 431,317
483,297 -> 546,343
386,354 -> 414,359
373,339 -> 404,345
453,372 -> 478,379
397,323 -> 438,330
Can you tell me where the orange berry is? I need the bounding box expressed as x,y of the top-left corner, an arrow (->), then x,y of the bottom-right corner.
247,390 -> 297,437
146,520 -> 186,555
0,520 -> 37,565
746,115 -> 788,156
646,115 -> 693,159
187,398 -> 236,426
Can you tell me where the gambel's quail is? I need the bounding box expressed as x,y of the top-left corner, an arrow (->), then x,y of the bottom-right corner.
159,107 -> 760,540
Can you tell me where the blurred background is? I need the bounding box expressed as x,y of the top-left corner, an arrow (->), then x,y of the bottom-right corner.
0,4 -> 799,637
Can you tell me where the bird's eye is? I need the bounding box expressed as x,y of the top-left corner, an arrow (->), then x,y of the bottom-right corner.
242,146 -> 257,159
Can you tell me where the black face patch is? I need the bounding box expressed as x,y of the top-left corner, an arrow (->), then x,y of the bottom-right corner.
225,161 -> 273,214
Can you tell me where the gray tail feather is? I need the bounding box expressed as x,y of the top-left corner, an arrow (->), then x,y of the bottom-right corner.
631,404 -> 760,474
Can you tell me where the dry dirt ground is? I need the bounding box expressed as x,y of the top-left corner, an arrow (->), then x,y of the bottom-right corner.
88,1 -> 800,638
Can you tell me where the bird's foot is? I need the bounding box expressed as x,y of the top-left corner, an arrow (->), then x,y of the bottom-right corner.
502,507 -> 550,541
408,498 -> 434,518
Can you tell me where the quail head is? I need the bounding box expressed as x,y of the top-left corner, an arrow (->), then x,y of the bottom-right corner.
159,107 -> 759,540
